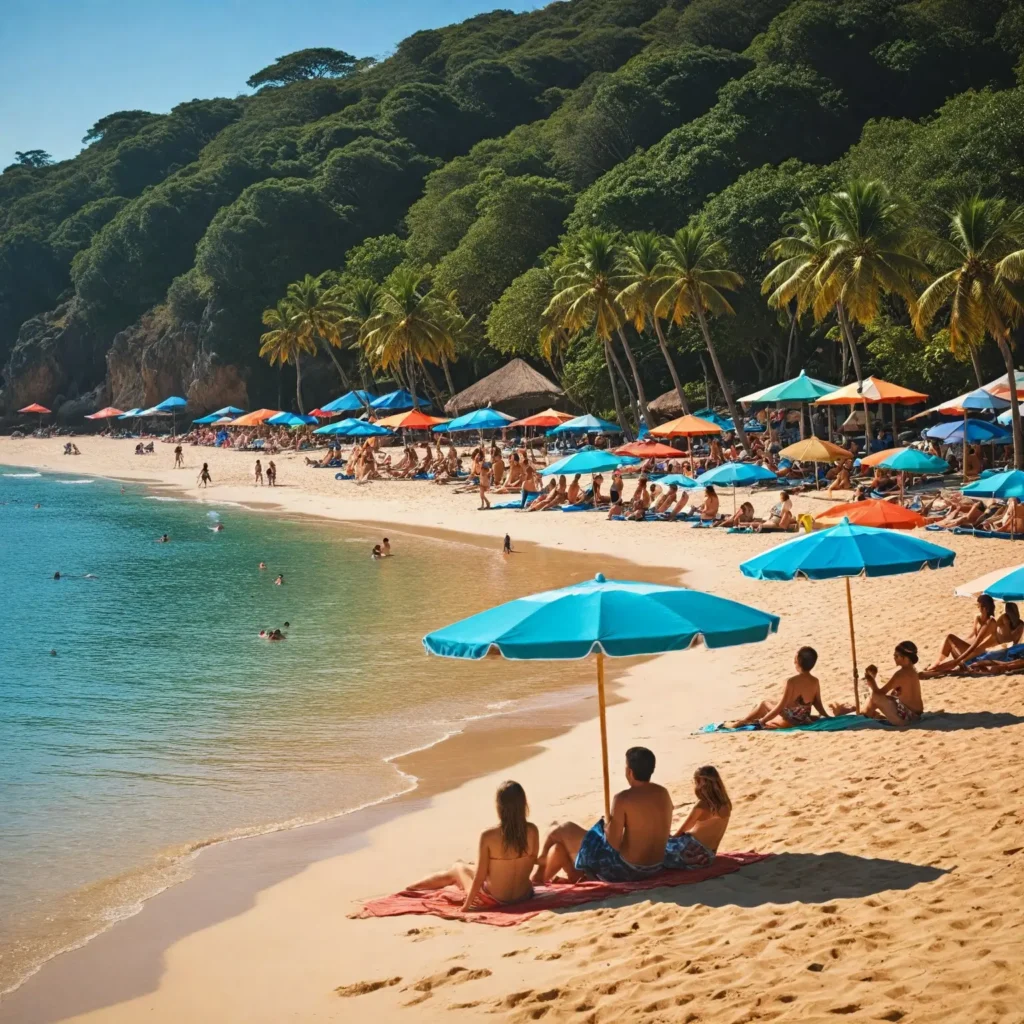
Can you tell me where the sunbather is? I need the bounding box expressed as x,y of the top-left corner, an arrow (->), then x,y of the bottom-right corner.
923,594 -> 998,675
652,483 -> 677,515
694,485 -> 720,522
715,501 -> 756,528
982,497 -> 1024,534
755,490 -> 795,532
566,473 -> 584,505
933,498 -> 986,529
496,453 -> 524,493
629,482 -> 658,520
408,781 -> 539,910
827,463 -> 852,495
665,766 -> 732,870
532,747 -> 673,884
592,473 -> 608,506
526,479 -> 558,510
848,641 -> 924,725
665,488 -> 691,521
729,646 -> 829,728
923,598 -> 1022,676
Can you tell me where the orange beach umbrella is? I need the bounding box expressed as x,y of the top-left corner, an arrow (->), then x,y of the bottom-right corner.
813,377 -> 928,406
509,408 -> 575,428
377,409 -> 448,430
815,499 -> 927,530
19,403 -> 50,415
650,414 -> 722,474
85,407 -> 125,420
227,409 -> 282,427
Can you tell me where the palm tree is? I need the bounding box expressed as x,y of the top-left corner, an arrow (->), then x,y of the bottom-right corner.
334,279 -> 382,407
816,180 -> 930,438
915,196 -> 1024,468
360,268 -> 455,409
260,300 -> 317,412
436,289 -> 471,398
285,274 -> 351,389
545,229 -> 648,434
619,230 -> 691,415
656,222 -> 752,455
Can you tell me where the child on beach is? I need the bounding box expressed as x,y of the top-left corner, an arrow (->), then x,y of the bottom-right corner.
197,463 -> 212,488
254,459 -> 263,486
267,460 -> 277,486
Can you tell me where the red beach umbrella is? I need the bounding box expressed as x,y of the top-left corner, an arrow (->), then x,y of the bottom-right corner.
85,407 -> 126,420
613,440 -> 685,459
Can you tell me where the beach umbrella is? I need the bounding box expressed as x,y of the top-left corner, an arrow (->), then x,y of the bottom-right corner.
539,450 -> 639,477
814,499 -> 927,530
650,414 -> 722,475
954,564 -> 1024,600
740,370 -> 839,439
192,413 -> 222,425
308,408 -> 331,419
509,408 -> 575,428
740,519 -> 955,711
314,419 -> 358,436
210,405 -> 245,417
814,376 -> 929,442
962,469 -> 1024,499
117,407 -> 145,420
877,448 -> 950,474
445,407 -> 515,432
696,461 -> 778,512
18,402 -> 51,428
377,409 -> 448,431
550,413 -> 623,435
84,407 -> 125,420
424,572 -> 779,819
343,421 -> 393,438
691,408 -> 735,431
779,436 -> 850,490
925,419 -> 1010,445
652,473 -> 700,488
266,411 -> 317,427
614,440 -> 685,460
228,409 -> 282,427
370,389 -> 429,411
150,395 -> 187,435
321,390 -> 376,414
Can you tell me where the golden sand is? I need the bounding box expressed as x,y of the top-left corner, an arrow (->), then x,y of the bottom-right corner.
1,436 -> 1023,1024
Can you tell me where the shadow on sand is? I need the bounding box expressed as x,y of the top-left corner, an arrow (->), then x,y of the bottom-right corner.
914,711 -> 1024,732
552,851 -> 949,917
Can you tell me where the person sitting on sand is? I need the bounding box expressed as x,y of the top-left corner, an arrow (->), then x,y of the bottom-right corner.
591,473 -> 607,507
754,490 -> 795,532
827,462 -> 852,496
923,598 -> 1022,676
530,475 -> 567,511
933,498 -> 986,530
491,450 -> 506,489
836,641 -> 923,725
524,478 -> 554,510
652,484 -> 677,515
715,501 -> 756,529
629,482 -> 659,520
924,594 -> 998,674
730,646 -> 829,728
693,485 -> 720,522
533,747 -> 673,884
496,453 -> 524,493
665,488 -> 691,521
566,473 -> 584,506
625,477 -> 651,518
983,497 -> 1024,535
409,781 -> 539,910
401,446 -> 421,479
664,766 -> 732,870
420,444 -> 433,475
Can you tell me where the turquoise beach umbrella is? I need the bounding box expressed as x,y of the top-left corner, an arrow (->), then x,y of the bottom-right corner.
698,463 -> 777,487
424,572 -> 780,818
739,369 -> 838,404
926,419 -> 1010,444
540,450 -> 639,477
954,563 -> 1024,601
212,405 -> 245,416
550,413 -> 622,435
370,389 -> 429,411
740,519 -> 954,710
343,421 -> 393,437
266,412 -> 316,427
653,473 -> 699,488
445,407 -> 515,432
962,469 -> 1024,499
877,448 -> 949,474
322,390 -> 375,414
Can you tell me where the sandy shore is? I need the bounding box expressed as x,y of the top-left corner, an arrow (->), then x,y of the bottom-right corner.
2,436 -> 1024,1024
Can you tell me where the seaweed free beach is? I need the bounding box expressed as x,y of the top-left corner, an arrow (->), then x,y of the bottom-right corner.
2,436 -> 1023,1024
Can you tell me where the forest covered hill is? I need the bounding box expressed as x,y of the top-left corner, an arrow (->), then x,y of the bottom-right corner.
3,0 -> 1024,420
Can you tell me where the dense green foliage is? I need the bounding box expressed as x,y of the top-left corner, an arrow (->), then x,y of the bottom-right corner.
4,0 -> 1024,417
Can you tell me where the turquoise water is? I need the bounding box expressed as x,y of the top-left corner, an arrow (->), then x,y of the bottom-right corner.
0,468 -> 593,993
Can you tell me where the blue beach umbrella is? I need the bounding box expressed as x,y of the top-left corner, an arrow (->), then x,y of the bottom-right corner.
955,563 -> 1024,601
962,469 -> 1024,499
692,408 -> 735,431
321,390 -> 376,414
926,419 -> 1011,444
961,388 -> 1010,412
740,519 -> 955,710
153,396 -> 187,411
192,413 -> 224,425
266,412 -> 317,427
877,448 -> 950,475
314,418 -> 360,436
653,473 -> 700,488
698,463 -> 778,487
343,421 -> 393,437
539,450 -> 639,477
211,405 -> 245,417
424,572 -> 780,818
370,389 -> 430,411
550,413 -> 623,435
740,369 -> 838,405
445,407 -> 515,432
117,407 -> 145,420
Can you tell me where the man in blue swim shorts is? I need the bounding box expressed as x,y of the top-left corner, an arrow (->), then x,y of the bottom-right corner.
532,747 -> 674,884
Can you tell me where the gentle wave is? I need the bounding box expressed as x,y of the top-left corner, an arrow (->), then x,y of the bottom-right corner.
3,472 -> 42,477
55,479 -> 94,485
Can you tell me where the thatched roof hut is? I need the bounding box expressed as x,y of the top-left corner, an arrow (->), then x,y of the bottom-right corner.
649,388 -> 688,421
445,358 -> 566,417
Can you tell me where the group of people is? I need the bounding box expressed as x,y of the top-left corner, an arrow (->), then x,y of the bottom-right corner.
253,459 -> 278,486
410,751 -> 731,911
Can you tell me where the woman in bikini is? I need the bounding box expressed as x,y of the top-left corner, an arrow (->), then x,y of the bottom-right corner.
923,598 -> 1022,676
730,646 -> 829,728
715,500 -> 756,528
924,594 -> 998,675
408,781 -> 539,911
496,453 -> 524,493
695,485 -> 720,522
858,641 -> 924,725
530,475 -> 567,511
565,473 -> 584,505
664,766 -> 732,870
755,489 -> 794,532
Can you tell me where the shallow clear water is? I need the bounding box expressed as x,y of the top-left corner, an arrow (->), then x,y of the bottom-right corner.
0,468 -> 595,993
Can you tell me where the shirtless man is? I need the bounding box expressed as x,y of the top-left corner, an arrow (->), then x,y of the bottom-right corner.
532,747 -> 673,884
731,646 -> 829,728
254,459 -> 264,486
491,449 -> 506,489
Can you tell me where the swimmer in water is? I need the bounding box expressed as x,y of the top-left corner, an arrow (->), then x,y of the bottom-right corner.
212,523 -> 224,532
158,534 -> 170,543
50,649 -> 57,657
274,574 -> 284,586
259,562 -> 267,570
34,503 -> 41,509
283,621 -> 290,628
382,537 -> 391,557
53,571 -> 61,580
120,486 -> 125,495
372,544 -> 383,559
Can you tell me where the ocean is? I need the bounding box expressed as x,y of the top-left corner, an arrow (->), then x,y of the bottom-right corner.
0,468 -> 596,994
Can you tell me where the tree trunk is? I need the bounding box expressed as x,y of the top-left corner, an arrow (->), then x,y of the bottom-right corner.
420,360 -> 446,410
607,340 -> 640,434
784,306 -> 798,378
694,303 -> 751,456
320,337 -> 352,390
836,303 -> 872,448
294,351 -> 305,413
652,317 -> 690,416
969,345 -> 984,389
997,335 -> 1023,469
406,352 -> 420,410
616,325 -> 652,427
277,366 -> 283,410
441,353 -> 456,400
602,338 -> 632,441
698,352 -> 712,408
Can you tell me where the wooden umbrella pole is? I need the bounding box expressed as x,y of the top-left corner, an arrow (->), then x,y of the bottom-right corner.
845,577 -> 860,713
596,652 -> 612,822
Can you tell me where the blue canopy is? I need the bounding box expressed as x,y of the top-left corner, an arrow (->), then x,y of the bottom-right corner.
740,519 -> 955,581
550,414 -> 623,435
877,448 -> 949,474
370,389 -> 429,411
153,396 -> 187,411
267,412 -> 317,427
926,419 -> 1011,444
960,388 -> 1010,411
314,418 -> 361,436
192,413 -> 223,424
997,408 -> 1015,426
739,369 -> 838,404
962,469 -> 1024,499
540,450 -> 639,477
424,572 -> 780,661
321,390 -> 375,414
692,408 -> 735,431
117,408 -> 145,419
968,564 -> 1024,601
444,407 -> 515,432
653,473 -> 699,488
344,421 -> 393,437
698,463 -> 778,487
212,405 -> 245,416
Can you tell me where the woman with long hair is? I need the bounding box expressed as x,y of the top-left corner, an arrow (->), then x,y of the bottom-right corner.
408,781 -> 539,911
664,766 -> 732,870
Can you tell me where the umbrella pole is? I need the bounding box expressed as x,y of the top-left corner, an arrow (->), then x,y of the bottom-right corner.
845,577 -> 860,714
596,652 -> 611,823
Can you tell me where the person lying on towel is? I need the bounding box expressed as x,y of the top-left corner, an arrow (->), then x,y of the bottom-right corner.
533,747 -> 673,884
407,781 -> 539,911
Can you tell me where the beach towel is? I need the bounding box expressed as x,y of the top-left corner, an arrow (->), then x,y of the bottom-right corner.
354,852 -> 771,927
698,714 -> 895,734
485,500 -> 527,510
558,502 -> 596,512
967,642 -> 1024,665
727,526 -> 755,534
952,527 -> 1024,540
334,473 -> 354,480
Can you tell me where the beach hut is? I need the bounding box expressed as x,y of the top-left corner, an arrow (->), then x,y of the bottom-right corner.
445,358 -> 564,418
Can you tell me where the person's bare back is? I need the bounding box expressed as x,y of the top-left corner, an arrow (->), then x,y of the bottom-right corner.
610,781 -> 674,867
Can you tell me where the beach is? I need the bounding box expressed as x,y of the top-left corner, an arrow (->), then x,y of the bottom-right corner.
2,436 -> 1023,1024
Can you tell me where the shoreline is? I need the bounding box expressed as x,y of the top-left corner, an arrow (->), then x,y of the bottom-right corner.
3,438 -> 1024,1024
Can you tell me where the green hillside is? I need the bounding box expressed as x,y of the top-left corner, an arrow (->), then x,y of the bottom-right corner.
3,0 -> 1024,422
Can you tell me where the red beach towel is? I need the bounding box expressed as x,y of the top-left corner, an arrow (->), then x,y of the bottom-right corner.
355,851 -> 772,926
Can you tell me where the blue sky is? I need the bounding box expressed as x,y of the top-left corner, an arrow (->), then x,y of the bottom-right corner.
2,0 -> 539,165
